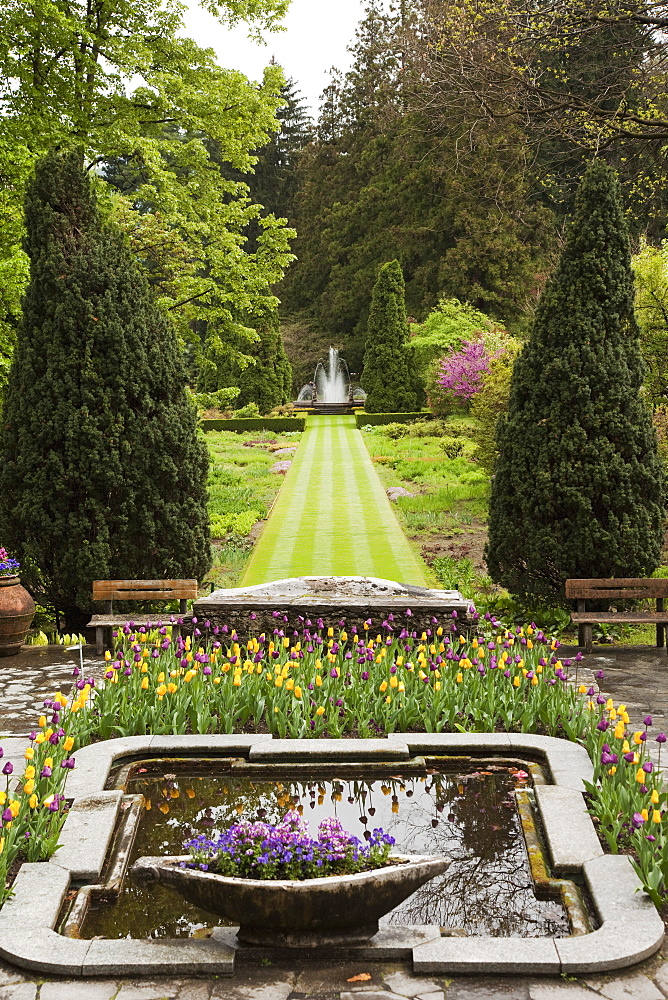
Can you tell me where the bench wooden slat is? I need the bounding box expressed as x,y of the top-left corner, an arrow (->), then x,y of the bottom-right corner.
93,579 -> 197,600
565,578 -> 668,599
94,589 -> 195,601
87,614 -> 183,627
572,612 -> 668,624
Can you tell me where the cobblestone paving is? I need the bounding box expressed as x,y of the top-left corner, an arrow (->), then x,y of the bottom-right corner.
0,642 -> 666,997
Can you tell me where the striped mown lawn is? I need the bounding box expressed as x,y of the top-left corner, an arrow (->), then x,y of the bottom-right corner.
240,414 -> 428,586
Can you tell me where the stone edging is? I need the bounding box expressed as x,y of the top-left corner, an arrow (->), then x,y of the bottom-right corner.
0,733 -> 662,977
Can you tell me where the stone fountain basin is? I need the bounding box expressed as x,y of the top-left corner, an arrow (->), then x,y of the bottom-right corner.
132,853 -> 450,948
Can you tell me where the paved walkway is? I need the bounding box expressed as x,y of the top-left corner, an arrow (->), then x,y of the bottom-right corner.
240,414 -> 428,587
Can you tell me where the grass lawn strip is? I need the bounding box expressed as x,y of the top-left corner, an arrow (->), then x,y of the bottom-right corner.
241,415 -> 428,585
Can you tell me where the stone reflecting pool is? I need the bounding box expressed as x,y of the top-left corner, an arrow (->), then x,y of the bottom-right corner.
78,758 -> 575,941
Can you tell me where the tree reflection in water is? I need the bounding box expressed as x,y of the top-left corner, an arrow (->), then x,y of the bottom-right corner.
82,765 -> 569,939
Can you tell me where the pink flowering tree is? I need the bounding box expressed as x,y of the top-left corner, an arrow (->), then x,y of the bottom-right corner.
433,337 -> 504,410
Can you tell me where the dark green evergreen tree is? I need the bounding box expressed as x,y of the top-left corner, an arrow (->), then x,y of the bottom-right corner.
236,310 -> 293,413
485,160 -> 665,597
0,149 -> 211,627
362,260 -> 417,412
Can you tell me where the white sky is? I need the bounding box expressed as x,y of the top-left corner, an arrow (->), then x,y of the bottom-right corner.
182,0 -> 367,119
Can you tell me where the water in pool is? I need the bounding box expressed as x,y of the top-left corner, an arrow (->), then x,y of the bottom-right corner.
81,762 -> 569,939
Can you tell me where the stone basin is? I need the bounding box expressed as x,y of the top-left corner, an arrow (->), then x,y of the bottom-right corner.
132,852 -> 450,948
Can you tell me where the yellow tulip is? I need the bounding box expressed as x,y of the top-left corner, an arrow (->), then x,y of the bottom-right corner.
294,686 -> 302,699
28,794 -> 38,809
24,766 -> 35,780
513,676 -> 521,687
379,680 -> 388,693
652,810 -> 662,824
24,748 -> 34,760
23,779 -> 35,794
316,706 -> 325,716
141,677 -> 149,690
63,737 -> 74,752
651,789 -> 660,805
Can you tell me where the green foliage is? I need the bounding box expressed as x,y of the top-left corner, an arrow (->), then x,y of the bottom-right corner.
408,298 -> 496,382
201,417 -> 305,432
188,387 -> 240,414
201,310 -> 293,414
0,151 -> 211,619
362,261 -> 418,413
632,239 -> 668,406
486,161 -> 666,598
0,0 -> 295,374
470,345 -> 522,474
233,402 -> 262,418
427,326 -> 519,418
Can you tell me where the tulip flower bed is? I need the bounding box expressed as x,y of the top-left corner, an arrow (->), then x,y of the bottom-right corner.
0,695 -> 78,903
1,612 -> 667,916
183,810 -> 395,879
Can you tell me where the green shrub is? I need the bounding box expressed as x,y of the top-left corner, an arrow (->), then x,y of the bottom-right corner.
470,350 -> 519,474
233,401 -> 261,418
201,417 -> 306,432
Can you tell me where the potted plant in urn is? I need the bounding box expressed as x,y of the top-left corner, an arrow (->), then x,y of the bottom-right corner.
133,810 -> 449,947
0,548 -> 36,656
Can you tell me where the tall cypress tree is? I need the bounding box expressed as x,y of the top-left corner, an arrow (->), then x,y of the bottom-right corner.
362,260 -> 417,412
485,160 -> 665,597
0,150 -> 211,626
235,310 -> 293,413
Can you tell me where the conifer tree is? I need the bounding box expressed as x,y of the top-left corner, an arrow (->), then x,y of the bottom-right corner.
362,260 -> 417,412
235,310 -> 293,413
0,150 -> 211,627
485,160 -> 665,597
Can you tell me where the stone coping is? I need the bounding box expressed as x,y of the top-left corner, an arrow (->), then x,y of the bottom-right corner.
0,733 -> 663,977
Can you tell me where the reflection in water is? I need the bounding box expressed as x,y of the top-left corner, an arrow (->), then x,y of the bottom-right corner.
82,765 -> 569,940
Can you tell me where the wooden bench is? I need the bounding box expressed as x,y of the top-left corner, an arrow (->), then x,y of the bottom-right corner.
87,579 -> 198,655
565,578 -> 668,653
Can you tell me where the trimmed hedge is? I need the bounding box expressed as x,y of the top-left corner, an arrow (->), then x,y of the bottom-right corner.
355,412 -> 429,428
201,417 -> 306,433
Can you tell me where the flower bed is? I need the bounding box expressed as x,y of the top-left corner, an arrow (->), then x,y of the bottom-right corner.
0,611 -> 666,912
183,810 -> 394,879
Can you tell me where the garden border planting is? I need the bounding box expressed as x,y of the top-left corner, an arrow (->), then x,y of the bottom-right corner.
355,412 -> 428,428
0,733 -> 662,978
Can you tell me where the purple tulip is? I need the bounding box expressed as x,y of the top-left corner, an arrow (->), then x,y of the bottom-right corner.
2,762 -> 13,776
644,715 -> 653,727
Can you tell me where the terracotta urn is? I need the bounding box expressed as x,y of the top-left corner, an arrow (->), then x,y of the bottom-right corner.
132,852 -> 450,948
0,576 -> 36,656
